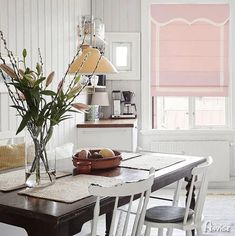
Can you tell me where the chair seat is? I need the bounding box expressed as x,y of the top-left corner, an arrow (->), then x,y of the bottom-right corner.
145,206 -> 194,223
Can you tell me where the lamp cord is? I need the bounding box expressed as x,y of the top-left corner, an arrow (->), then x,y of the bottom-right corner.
90,0 -> 93,46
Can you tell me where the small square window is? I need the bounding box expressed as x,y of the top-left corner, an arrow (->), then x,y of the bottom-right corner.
112,42 -> 131,71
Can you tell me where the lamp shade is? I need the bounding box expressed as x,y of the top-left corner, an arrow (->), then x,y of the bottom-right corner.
69,46 -> 117,75
91,92 -> 109,106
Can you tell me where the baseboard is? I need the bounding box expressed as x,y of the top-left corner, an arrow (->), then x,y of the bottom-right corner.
208,179 -> 235,189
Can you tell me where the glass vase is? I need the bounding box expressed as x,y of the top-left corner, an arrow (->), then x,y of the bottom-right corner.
25,130 -> 56,188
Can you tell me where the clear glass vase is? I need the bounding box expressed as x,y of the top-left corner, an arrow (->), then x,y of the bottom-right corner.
25,129 -> 56,188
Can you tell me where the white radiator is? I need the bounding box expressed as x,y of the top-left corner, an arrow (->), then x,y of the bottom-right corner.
150,141 -> 230,182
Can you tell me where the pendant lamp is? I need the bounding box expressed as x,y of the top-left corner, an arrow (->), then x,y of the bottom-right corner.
69,45 -> 117,75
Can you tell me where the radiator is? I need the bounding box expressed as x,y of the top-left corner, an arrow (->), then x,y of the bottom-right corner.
150,141 -> 230,182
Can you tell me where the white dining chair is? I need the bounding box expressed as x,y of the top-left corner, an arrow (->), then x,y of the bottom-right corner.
143,156 -> 213,236
88,168 -> 155,236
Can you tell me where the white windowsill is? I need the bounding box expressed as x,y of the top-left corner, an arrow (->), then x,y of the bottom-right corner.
140,129 -> 235,136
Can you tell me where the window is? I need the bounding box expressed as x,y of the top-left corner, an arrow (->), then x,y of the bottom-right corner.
113,43 -> 131,70
154,96 -> 227,129
105,32 -> 140,80
150,4 -> 230,130
155,96 -> 189,129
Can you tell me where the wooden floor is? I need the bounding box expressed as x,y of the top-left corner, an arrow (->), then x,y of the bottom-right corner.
77,189 -> 235,236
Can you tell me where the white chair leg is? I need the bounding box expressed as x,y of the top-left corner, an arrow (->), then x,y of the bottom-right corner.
158,228 -> 163,236
197,227 -> 203,236
144,226 -> 151,236
186,230 -> 192,236
167,228 -> 173,236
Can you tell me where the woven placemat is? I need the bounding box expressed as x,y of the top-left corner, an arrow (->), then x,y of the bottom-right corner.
18,174 -> 123,203
121,152 -> 142,160
120,153 -> 185,171
0,169 -> 70,192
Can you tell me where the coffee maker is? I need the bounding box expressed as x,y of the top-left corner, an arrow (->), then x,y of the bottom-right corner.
111,90 -> 122,117
122,91 -> 136,117
111,90 -> 137,119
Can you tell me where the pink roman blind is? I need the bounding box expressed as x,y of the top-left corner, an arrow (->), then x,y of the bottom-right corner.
151,4 -> 229,96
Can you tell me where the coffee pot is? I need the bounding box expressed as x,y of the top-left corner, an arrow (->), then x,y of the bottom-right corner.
122,91 -> 136,116
123,103 -> 137,115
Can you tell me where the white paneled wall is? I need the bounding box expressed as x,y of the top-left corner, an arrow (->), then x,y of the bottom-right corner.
0,92 -> 19,132
0,0 -> 89,148
150,141 -> 230,182
92,0 -> 142,123
93,0 -> 140,32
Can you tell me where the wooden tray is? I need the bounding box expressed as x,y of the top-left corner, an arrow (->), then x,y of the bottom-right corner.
72,149 -> 122,170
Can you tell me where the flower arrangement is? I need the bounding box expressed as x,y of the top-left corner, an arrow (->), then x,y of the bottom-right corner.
0,30 -> 94,187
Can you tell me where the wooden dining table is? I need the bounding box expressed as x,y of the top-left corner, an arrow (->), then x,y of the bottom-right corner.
0,154 -> 206,236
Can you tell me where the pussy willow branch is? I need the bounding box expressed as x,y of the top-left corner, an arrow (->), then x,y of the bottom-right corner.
61,34 -> 89,97
0,31 -> 27,113
64,52 -> 89,96
0,31 -> 20,78
67,54 -> 103,107
58,34 -> 87,98
54,53 -> 102,119
37,49 -> 44,112
38,48 -> 44,76
0,68 -> 25,117
45,34 -> 87,119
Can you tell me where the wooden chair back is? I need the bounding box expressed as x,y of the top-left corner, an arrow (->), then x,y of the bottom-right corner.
183,156 -> 213,225
89,168 -> 155,236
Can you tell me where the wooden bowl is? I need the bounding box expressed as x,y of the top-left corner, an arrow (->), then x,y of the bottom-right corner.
72,149 -> 122,170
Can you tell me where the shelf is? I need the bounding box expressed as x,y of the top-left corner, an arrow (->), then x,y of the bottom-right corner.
77,118 -> 137,128
86,85 -> 106,89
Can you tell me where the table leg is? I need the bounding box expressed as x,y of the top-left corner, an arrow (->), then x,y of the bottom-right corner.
185,176 -> 196,236
25,221 -> 70,236
105,211 -> 113,236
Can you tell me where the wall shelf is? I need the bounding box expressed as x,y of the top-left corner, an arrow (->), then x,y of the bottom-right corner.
86,85 -> 106,89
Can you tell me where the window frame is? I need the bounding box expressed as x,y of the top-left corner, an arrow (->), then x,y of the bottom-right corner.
141,0 -> 234,131
153,96 -> 229,130
105,32 -> 140,80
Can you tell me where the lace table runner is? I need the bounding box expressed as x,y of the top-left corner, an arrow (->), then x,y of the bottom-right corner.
120,153 -> 185,171
18,174 -> 123,203
0,169 -> 70,192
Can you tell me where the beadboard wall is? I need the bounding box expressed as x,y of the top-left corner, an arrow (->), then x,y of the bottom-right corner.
0,0 -> 89,148
92,0 -> 142,123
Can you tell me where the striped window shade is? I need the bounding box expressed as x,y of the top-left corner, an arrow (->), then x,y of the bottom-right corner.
151,4 -> 230,96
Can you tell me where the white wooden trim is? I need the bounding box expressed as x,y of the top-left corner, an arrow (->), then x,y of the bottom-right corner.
141,0 -> 152,130
229,0 -> 235,177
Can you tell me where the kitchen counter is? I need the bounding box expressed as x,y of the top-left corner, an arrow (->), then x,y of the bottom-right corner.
76,119 -> 138,152
76,118 -> 137,128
